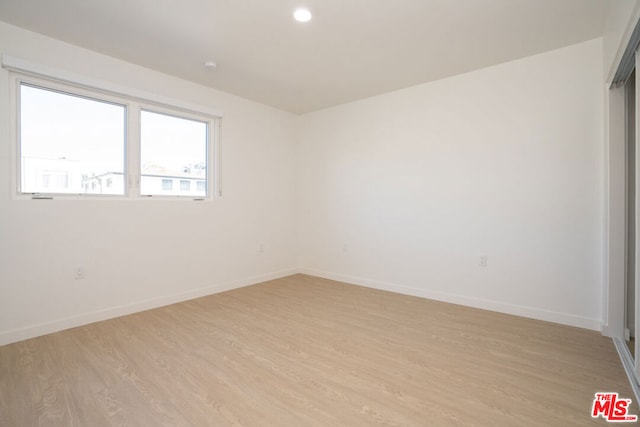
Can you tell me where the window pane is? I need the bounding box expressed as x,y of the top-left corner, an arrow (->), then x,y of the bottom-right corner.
20,84 -> 126,195
162,179 -> 173,191
140,110 -> 208,196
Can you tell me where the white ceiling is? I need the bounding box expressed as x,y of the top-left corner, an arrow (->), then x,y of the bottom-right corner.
0,0 -> 607,114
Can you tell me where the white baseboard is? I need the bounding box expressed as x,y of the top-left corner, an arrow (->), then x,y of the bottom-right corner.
300,268 -> 602,331
601,323 -> 621,338
0,268 -> 299,347
1,267 -> 602,347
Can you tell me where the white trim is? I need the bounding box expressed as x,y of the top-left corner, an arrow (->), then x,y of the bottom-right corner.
1,54 -> 222,118
0,268 -> 298,346
603,84 -> 627,337
606,4 -> 640,85
635,47 -> 640,376
614,337 -> 640,405
216,119 -> 223,197
1,267 -> 604,346
301,268 -> 601,331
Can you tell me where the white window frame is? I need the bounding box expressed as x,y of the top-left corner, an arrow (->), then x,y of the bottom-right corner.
138,105 -> 214,199
3,54 -> 222,201
16,78 -> 130,198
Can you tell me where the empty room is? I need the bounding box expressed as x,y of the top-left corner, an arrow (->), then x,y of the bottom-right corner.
1,0 -> 640,425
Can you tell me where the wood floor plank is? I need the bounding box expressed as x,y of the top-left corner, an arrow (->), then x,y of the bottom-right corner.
0,274 -> 635,426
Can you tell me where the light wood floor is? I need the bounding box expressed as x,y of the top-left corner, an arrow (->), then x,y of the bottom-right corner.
0,274 -> 635,426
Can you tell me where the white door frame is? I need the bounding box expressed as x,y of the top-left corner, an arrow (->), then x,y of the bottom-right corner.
605,45 -> 640,402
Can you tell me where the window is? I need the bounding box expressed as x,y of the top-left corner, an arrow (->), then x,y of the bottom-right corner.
11,68 -> 220,200
41,171 -> 69,190
161,179 -> 173,191
140,110 -> 208,197
19,84 -> 125,195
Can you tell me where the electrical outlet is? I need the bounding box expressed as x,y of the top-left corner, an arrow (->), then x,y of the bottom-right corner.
479,255 -> 488,267
74,266 -> 85,280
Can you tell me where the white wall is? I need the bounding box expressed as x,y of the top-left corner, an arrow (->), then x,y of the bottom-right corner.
298,39 -> 604,330
0,22 -> 299,345
0,21 -> 612,344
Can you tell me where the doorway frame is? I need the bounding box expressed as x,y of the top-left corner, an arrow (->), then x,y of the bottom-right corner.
605,35 -> 640,403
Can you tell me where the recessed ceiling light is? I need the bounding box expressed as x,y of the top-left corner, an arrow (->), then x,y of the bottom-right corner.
203,60 -> 217,71
293,8 -> 312,23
